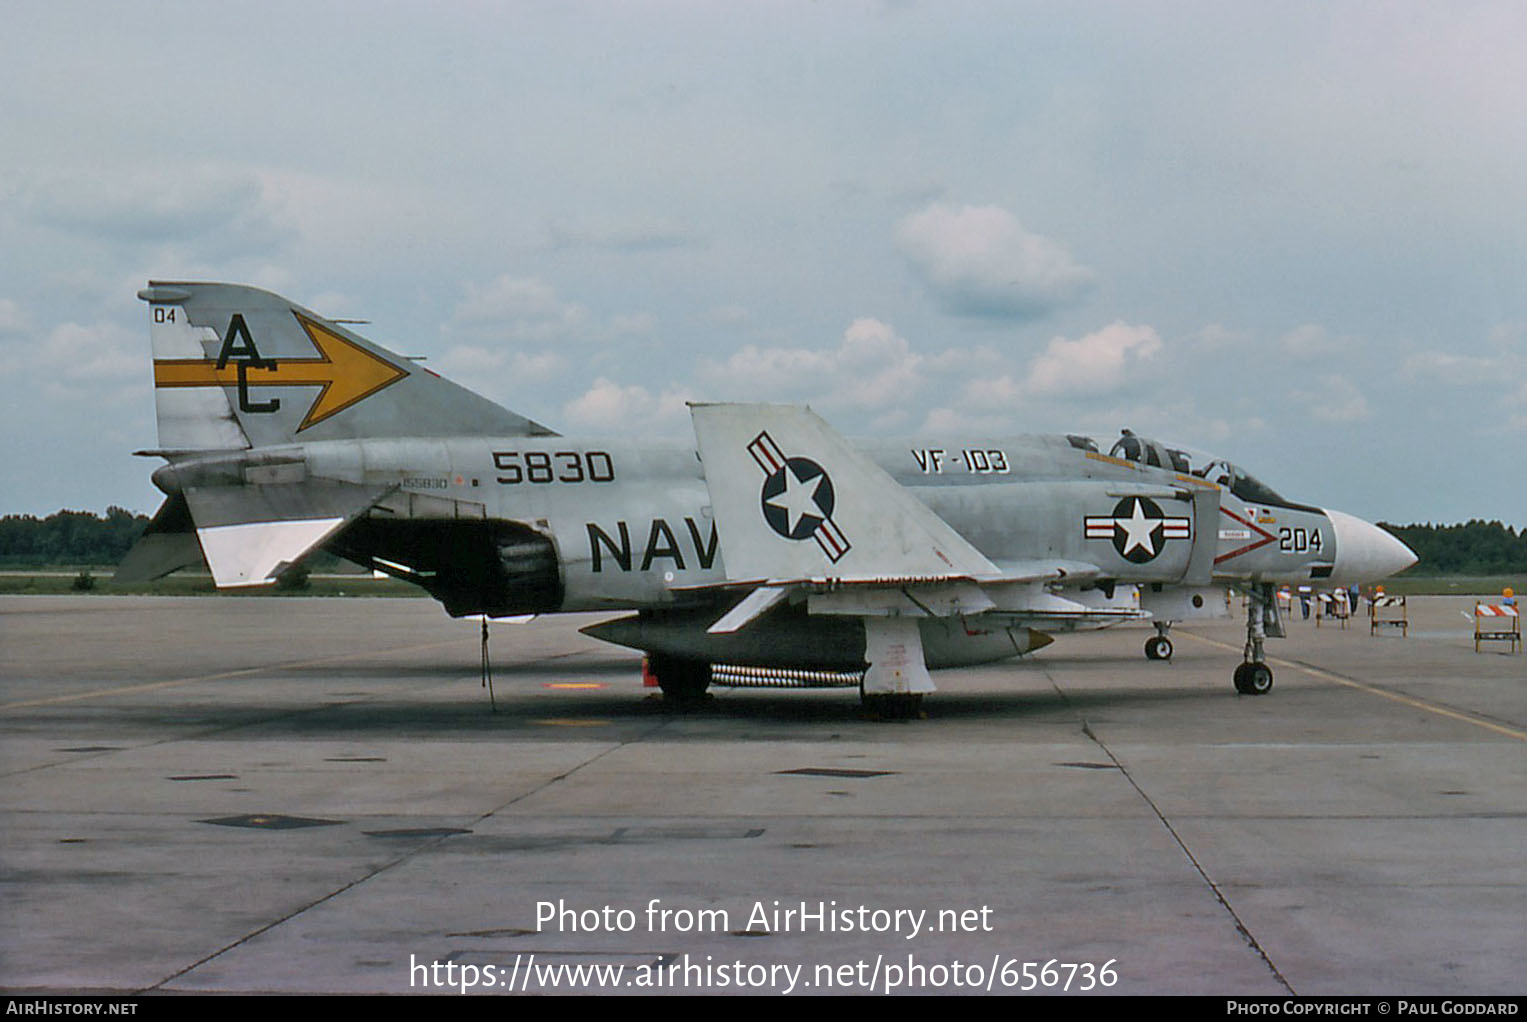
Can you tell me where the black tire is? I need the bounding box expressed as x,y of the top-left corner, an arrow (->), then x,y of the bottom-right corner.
861,693 -> 924,720
1145,636 -> 1173,660
1233,662 -> 1273,695
651,655 -> 712,703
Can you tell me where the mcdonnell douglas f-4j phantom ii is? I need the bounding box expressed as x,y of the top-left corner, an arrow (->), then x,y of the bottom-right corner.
121,282 -> 1417,716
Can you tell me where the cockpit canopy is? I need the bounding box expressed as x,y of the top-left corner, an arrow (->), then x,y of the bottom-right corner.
1190,457 -> 1290,506
1084,429 -> 1292,507
1108,430 -> 1192,474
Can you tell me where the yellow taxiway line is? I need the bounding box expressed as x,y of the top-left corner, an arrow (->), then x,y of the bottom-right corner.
1178,631 -> 1526,742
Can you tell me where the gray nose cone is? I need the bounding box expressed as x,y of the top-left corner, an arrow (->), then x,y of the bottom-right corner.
1327,509 -> 1417,584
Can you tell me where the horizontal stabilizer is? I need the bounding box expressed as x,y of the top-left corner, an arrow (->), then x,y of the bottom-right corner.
114,532 -> 205,583
181,479 -> 393,587
114,493 -> 204,582
197,518 -> 345,587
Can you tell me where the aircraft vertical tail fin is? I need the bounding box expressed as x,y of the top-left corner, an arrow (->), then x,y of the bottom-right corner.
689,402 -> 998,582
138,281 -> 557,451
142,285 -> 249,451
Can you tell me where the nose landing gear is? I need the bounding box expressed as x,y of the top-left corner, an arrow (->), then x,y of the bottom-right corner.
1234,661 -> 1274,694
1235,582 -> 1278,694
1144,624 -> 1173,661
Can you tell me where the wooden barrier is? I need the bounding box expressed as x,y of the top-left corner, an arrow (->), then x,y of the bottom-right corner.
1369,595 -> 1407,637
1473,603 -> 1521,654
1316,591 -> 1350,629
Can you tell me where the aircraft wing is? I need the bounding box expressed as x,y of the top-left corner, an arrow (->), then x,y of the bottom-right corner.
676,560 -> 1123,634
687,403 -> 1137,694
687,403 -> 1128,610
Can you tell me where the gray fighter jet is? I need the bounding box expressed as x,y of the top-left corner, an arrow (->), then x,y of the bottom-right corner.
120,283 -> 1416,715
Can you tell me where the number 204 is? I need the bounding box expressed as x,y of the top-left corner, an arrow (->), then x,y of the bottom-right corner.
1279,527 -> 1322,553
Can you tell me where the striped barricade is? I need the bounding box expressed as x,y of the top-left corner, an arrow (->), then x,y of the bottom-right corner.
1473,603 -> 1521,654
1316,591 -> 1350,629
1369,595 -> 1407,637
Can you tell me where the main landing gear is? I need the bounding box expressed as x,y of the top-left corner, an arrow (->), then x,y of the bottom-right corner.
1233,661 -> 1274,695
859,682 -> 925,720
1235,582 -> 1277,695
647,654 -> 712,706
1144,624 -> 1173,661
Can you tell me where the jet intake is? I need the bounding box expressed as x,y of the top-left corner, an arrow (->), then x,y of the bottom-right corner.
330,518 -> 565,617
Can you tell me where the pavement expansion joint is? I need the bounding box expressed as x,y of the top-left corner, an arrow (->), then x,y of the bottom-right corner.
1046,665 -> 1298,996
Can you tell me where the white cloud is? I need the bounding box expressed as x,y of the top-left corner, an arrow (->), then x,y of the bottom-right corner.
1487,323 -> 1524,351
1510,382 -> 1527,432
700,318 -> 924,410
0,320 -> 145,421
1395,327 -> 1526,438
918,406 -> 1018,434
438,345 -> 567,385
447,274 -> 660,348
450,275 -> 590,343
437,345 -> 505,377
304,291 -> 361,318
835,319 -> 925,408
510,350 -> 569,382
19,167 -> 293,259
1022,322 -> 1163,398
959,374 -> 1024,410
1279,324 -> 1360,359
708,306 -> 751,327
1401,326 -> 1524,408
1291,374 -> 1371,422
896,202 -> 1093,320
1280,324 -> 1329,357
0,299 -> 25,335
608,312 -> 657,337
564,378 -> 693,431
545,217 -> 702,253
38,321 -> 140,380
1401,350 -> 1496,386
1190,323 -> 1247,350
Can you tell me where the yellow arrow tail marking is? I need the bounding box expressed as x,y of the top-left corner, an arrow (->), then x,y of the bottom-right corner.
291,315 -> 409,430
151,313 -> 408,432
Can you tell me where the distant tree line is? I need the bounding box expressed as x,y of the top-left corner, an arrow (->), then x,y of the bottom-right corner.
1378,520 -> 1527,576
0,508 -> 149,567
1,508 -> 1523,575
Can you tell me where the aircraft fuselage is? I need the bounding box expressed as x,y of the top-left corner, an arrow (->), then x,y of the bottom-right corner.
157,431 -> 1358,619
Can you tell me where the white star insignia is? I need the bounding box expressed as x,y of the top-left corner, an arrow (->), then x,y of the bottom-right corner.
1116,498 -> 1161,556
767,464 -> 826,535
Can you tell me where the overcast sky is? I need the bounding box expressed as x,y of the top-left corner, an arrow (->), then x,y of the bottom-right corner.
2,1 -> 1523,526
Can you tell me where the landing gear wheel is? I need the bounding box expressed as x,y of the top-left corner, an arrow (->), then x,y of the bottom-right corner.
861,693 -> 925,720
651,655 -> 712,706
1233,662 -> 1273,695
1144,635 -> 1173,660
